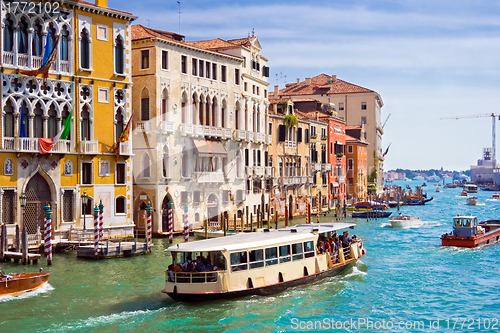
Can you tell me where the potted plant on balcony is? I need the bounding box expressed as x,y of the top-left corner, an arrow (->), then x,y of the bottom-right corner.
285,114 -> 297,128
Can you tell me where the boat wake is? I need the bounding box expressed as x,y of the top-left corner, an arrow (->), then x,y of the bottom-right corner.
48,308 -> 164,332
0,282 -> 54,302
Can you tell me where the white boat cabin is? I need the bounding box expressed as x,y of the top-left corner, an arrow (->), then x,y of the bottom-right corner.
453,216 -> 482,237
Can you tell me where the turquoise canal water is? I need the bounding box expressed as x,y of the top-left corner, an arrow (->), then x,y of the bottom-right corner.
2,182 -> 500,332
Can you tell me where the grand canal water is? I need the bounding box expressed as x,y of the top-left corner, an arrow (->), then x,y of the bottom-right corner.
2,181 -> 500,332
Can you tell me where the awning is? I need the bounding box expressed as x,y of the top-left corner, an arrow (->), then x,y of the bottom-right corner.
331,182 -> 339,187
192,138 -> 227,158
336,141 -> 343,145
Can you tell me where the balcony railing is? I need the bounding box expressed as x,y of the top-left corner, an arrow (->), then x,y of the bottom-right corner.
18,53 -> 29,67
52,139 -> 71,153
159,121 -> 175,134
137,121 -> 151,132
2,137 -> 15,150
246,166 -> 253,176
322,164 -> 332,172
119,141 -> 132,156
235,130 -> 246,141
80,140 -> 99,154
256,132 -> 265,143
194,171 -> 224,183
254,166 -> 264,177
223,128 -> 232,139
313,163 -> 322,171
266,134 -> 272,145
18,137 -> 38,152
3,52 -> 72,74
311,133 -> 317,139
246,131 -> 254,142
285,140 -> 296,149
181,123 -> 194,136
3,51 -> 14,65
265,166 -> 273,177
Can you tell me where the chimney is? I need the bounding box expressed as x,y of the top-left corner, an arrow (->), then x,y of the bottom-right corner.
305,78 -> 311,85
297,78 -> 300,84
274,85 -> 279,95
316,111 -> 319,121
95,0 -> 108,8
331,75 -> 337,82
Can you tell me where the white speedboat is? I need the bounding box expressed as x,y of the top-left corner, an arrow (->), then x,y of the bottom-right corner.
467,197 -> 478,206
389,214 -> 422,228
193,229 -> 239,239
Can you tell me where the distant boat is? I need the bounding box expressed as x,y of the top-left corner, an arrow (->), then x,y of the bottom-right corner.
413,175 -> 425,181
492,193 -> 500,199
444,183 -> 458,188
460,191 -> 468,197
352,210 -> 392,218
427,173 -> 441,182
467,197 -> 478,206
464,184 -> 478,193
484,184 -> 500,191
405,197 -> 434,206
389,214 -> 422,228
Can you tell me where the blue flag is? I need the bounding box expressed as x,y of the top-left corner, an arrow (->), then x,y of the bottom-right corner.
19,105 -> 26,137
42,31 -> 52,64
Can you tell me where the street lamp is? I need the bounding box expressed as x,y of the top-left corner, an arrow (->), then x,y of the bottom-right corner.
81,190 -> 89,230
19,191 -> 26,226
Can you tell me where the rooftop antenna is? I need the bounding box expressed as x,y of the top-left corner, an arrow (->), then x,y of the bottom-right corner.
275,73 -> 278,86
252,28 -> 255,37
146,19 -> 150,27
177,1 -> 181,34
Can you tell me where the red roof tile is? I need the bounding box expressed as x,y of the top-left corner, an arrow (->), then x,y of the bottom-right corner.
185,38 -> 239,50
131,25 -> 184,43
278,73 -> 375,96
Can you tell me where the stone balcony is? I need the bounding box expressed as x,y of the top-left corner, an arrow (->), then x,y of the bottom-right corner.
80,140 -> 99,154
193,171 -> 224,183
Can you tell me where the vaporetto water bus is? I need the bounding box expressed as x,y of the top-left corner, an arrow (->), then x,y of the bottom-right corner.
162,223 -> 365,301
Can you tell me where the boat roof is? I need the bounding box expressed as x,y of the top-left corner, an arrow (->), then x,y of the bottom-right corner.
454,215 -> 476,219
166,222 -> 355,252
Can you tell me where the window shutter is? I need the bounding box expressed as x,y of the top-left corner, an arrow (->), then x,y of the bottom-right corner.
278,125 -> 286,142
245,149 -> 249,166
297,128 -> 302,142
265,151 -> 269,166
305,129 -> 310,143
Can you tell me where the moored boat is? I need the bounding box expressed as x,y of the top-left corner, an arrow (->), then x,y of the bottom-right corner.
351,210 -> 392,218
347,201 -> 389,211
193,229 -> 239,238
0,269 -> 50,296
162,223 -> 365,301
389,214 -> 422,228
466,196 -> 478,206
441,216 -> 500,248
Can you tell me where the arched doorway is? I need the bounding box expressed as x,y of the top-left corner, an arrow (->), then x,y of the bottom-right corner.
25,173 -> 53,234
161,194 -> 174,233
207,194 -> 218,224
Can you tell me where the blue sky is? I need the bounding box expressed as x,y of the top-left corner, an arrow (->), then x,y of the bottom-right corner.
110,0 -> 500,171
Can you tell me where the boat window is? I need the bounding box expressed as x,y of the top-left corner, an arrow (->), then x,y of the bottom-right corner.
230,251 -> 248,272
464,219 -> 471,227
265,247 -> 278,266
249,249 -> 264,269
279,244 -> 291,263
292,243 -> 303,261
454,219 -> 461,227
303,241 -> 315,258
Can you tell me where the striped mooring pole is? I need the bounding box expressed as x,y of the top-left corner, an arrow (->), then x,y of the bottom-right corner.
44,204 -> 52,265
146,203 -> 152,251
184,203 -> 189,242
99,200 -> 104,244
168,200 -> 173,243
93,205 -> 99,255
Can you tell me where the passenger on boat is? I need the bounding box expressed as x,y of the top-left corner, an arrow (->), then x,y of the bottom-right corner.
342,231 -> 351,248
204,259 -> 214,272
324,240 -> 331,254
317,241 -> 325,254
167,264 -> 175,282
195,256 -> 205,272
182,255 -> 193,270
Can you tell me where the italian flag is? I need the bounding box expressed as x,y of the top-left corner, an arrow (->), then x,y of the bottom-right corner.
39,110 -> 73,154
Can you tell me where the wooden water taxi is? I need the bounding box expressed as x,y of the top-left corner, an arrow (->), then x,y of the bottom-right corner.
162,223 -> 365,301
464,183 -> 478,193
0,269 -> 50,296
389,214 -> 421,228
441,216 -> 500,248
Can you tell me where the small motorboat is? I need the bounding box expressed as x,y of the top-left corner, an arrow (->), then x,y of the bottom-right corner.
460,191 -> 468,197
436,187 -> 442,192
193,229 -> 239,238
492,193 -> 500,199
467,196 -> 478,206
351,210 -> 392,218
389,214 -> 422,228
0,268 -> 50,296
442,215 -> 500,247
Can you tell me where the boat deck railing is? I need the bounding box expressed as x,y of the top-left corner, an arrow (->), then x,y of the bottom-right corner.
166,271 -> 222,284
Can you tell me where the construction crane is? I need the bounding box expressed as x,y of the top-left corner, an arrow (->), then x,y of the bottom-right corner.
440,113 -> 500,161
